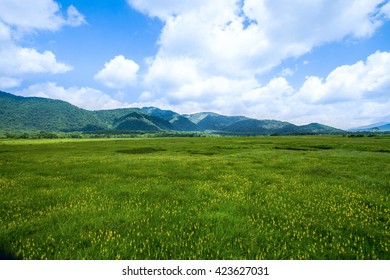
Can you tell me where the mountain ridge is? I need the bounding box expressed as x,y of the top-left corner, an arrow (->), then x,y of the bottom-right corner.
0,91 -> 344,135
349,122 -> 390,132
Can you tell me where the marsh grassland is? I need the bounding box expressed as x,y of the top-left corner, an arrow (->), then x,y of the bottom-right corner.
0,136 -> 389,259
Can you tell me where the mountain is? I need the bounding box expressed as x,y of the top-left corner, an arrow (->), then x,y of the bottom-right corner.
298,123 -> 345,134
350,122 -> 390,132
93,107 -> 198,132
221,120 -> 343,135
0,91 -> 344,135
184,112 -> 248,129
196,114 -> 249,131
0,91 -> 106,132
222,119 -> 296,135
112,112 -> 165,131
377,123 -> 390,131
143,107 -> 198,131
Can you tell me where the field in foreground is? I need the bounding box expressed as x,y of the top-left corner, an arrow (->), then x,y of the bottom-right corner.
0,136 -> 389,260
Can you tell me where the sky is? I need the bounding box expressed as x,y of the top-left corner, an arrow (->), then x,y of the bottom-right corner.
1,0 -> 390,129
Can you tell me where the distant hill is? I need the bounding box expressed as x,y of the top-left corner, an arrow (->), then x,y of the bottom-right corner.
221,119 -> 342,135
377,123 -> 390,131
298,123 -> 345,134
0,91 -> 344,135
349,122 -> 390,132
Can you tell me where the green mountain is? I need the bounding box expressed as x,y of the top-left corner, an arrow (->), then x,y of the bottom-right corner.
222,119 -> 297,135
142,107 -> 198,131
0,91 -> 344,135
112,112 -> 163,131
297,123 -> 345,134
0,91 -> 106,132
196,114 -> 249,131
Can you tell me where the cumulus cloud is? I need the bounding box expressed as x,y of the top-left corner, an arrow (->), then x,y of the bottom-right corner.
0,76 -> 22,89
242,78 -> 294,103
0,21 -> 11,41
0,45 -> 72,75
65,5 -> 87,27
127,0 -> 210,20
126,0 -> 390,128
17,82 -> 130,110
95,55 -> 140,89
151,0 -> 269,78
381,2 -> 390,18
139,51 -> 390,129
280,68 -> 294,77
144,56 -> 201,93
131,0 -> 388,84
250,51 -> 390,128
243,0 -> 385,44
0,0 -> 85,85
0,0 -> 85,32
297,51 -> 390,104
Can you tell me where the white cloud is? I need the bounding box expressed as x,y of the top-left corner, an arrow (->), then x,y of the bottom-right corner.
242,51 -> 390,128
0,45 -> 72,75
131,0 -> 388,84
242,77 -> 294,103
381,2 -> 390,19
127,0 -> 390,128
138,91 -> 155,101
17,82 -> 130,110
0,0 -> 85,81
144,56 -> 201,92
247,51 -> 390,128
243,0 -> 385,44
0,76 -> 22,89
153,0 -> 270,78
0,21 -> 11,41
127,0 -> 210,20
139,51 -> 390,129
170,76 -> 258,103
280,68 -> 294,77
95,55 -> 140,89
0,0 -> 85,32
65,5 -> 87,27
297,51 -> 390,104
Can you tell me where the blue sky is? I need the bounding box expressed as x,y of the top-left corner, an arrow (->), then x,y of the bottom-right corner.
1,0 -> 390,129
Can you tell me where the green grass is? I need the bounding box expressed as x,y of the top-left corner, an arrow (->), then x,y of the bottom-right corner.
0,136 -> 389,259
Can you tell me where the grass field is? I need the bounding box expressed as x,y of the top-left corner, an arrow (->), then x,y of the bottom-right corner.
0,136 -> 389,260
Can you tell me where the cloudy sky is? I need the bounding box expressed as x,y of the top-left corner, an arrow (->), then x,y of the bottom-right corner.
1,0 -> 390,129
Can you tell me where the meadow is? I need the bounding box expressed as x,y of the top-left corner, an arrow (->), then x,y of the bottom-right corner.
0,135 -> 389,260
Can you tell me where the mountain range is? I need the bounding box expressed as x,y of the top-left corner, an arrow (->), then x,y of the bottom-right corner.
0,90 -> 344,135
349,122 -> 390,132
